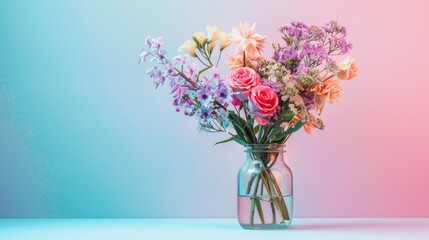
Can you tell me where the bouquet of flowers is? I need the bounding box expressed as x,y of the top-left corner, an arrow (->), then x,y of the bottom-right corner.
139,21 -> 357,227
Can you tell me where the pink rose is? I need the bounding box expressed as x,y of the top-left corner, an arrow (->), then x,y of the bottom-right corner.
249,85 -> 278,125
227,67 -> 261,101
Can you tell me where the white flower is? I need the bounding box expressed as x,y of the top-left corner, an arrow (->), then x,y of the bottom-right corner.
218,32 -> 232,50
207,25 -> 220,42
178,40 -> 197,57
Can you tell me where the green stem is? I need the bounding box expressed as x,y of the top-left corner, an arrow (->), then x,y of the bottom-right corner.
242,102 -> 257,143
215,51 -> 222,67
260,169 -> 287,224
250,175 -> 261,227
270,201 -> 276,224
266,170 -> 290,221
199,47 -> 214,66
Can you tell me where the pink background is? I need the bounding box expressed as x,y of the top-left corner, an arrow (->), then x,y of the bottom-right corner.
278,0 -> 429,217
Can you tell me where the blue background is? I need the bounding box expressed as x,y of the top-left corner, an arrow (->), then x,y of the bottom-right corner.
0,0 -> 246,217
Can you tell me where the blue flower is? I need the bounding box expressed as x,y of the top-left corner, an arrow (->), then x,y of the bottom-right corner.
197,106 -> 213,125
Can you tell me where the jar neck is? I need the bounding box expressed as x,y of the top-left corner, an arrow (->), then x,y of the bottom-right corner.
245,144 -> 286,168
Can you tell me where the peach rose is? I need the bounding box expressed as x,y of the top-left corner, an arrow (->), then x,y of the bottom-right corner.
249,85 -> 278,125
227,67 -> 261,101
338,57 -> 358,80
313,71 -> 342,115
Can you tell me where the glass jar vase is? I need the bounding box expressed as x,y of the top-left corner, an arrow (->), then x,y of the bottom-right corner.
237,144 -> 293,229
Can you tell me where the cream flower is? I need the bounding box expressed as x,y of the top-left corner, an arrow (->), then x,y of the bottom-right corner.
218,32 -> 232,50
231,22 -> 266,59
178,40 -> 197,57
207,25 -> 220,42
192,32 -> 207,47
337,56 -> 358,80
207,26 -> 220,53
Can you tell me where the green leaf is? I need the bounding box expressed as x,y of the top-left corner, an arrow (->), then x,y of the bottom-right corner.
233,137 -> 247,145
264,121 -> 284,144
271,121 -> 305,143
253,125 -> 259,135
214,137 -> 235,146
230,121 -> 245,140
228,112 -> 246,138
229,112 -> 257,144
279,109 -> 295,122
255,198 -> 266,224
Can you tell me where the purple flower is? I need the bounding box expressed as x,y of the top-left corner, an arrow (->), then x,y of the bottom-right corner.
308,25 -> 325,40
262,78 -> 281,92
296,65 -> 310,74
299,92 -> 315,109
278,22 -> 310,42
172,86 -> 194,115
145,36 -> 152,48
138,50 -> 150,63
301,43 -> 328,61
156,49 -> 166,62
323,21 -> 346,35
172,55 -> 189,65
210,67 -> 220,80
273,46 -> 301,71
215,82 -> 231,106
146,66 -> 165,88
151,37 -> 163,52
164,64 -> 177,77
332,38 -> 352,54
170,77 -> 180,94
185,63 -> 197,79
196,86 -> 213,105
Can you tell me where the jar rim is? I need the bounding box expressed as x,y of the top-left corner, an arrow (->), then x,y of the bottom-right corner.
244,144 -> 286,152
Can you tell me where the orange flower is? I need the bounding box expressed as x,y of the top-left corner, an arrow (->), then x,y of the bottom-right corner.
231,22 -> 266,59
338,57 -> 358,80
312,71 -> 342,115
303,121 -> 314,135
292,114 -> 314,135
226,52 -> 262,70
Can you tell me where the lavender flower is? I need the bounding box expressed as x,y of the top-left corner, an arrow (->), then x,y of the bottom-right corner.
278,22 -> 310,43
184,63 -> 197,79
273,46 -> 301,71
301,43 -> 328,61
329,38 -> 353,54
214,82 -> 231,106
262,78 -> 281,92
172,54 -> 189,65
138,50 -> 150,63
323,21 -> 346,35
146,66 -> 165,88
196,86 -> 213,105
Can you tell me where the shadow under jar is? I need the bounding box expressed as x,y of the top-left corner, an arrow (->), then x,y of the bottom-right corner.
237,144 -> 293,229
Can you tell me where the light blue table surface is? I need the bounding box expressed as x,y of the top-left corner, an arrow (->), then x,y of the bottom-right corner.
1,218 -> 428,240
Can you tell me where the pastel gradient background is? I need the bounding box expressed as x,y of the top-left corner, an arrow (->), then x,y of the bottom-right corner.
1,0 -> 428,218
